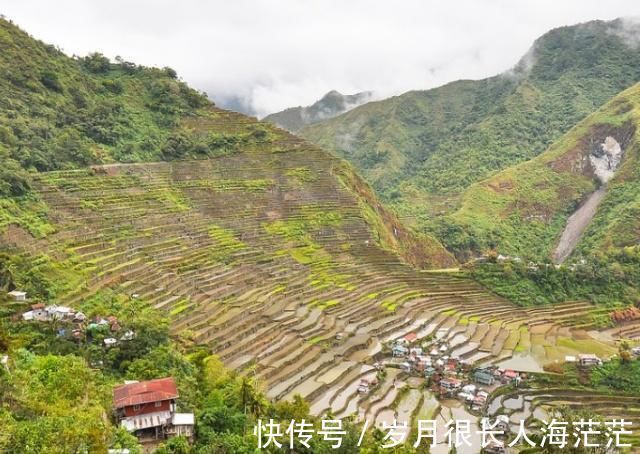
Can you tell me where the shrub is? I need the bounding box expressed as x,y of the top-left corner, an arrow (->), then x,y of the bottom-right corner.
39,71 -> 63,92
81,52 -> 111,73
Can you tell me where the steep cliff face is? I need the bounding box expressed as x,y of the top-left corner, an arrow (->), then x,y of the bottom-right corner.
590,136 -> 624,184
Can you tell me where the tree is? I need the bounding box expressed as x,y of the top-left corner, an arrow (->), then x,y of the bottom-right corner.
82,52 -> 111,73
619,341 -> 632,364
156,436 -> 191,454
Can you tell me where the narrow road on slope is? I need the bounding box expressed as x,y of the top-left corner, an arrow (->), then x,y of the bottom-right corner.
553,187 -> 606,264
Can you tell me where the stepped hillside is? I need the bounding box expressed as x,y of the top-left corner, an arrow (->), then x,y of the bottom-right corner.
8,145 -> 627,424
300,19 -> 640,253
263,90 -> 373,132
447,82 -> 640,261
0,17 -> 450,270
2,19 -> 639,449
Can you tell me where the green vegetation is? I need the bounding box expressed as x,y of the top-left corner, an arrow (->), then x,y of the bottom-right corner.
591,357 -> 640,393
264,207 -> 342,241
431,82 -> 640,261
0,17 -> 285,240
301,19 -> 640,259
469,247 -> 640,307
0,289 -> 394,453
0,18 -> 462,451
2,15 -> 639,452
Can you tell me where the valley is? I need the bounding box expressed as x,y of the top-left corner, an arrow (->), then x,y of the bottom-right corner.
8,108 -> 631,433
1,13 -> 639,452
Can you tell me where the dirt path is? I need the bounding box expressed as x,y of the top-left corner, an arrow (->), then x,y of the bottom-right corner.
553,187 -> 606,264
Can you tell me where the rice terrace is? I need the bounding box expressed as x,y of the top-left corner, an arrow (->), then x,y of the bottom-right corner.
1,6 -> 640,453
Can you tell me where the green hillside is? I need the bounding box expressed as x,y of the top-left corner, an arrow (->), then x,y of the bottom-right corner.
0,18 -> 452,270
0,17 -> 467,451
447,83 -> 640,260
460,83 -> 640,306
1,16 -> 639,453
301,19 -> 640,247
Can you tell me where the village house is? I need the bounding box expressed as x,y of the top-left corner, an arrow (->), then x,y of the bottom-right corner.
440,377 -> 462,392
474,368 -> 495,386
8,290 -> 27,301
392,344 -> 409,357
471,390 -> 489,411
165,413 -> 196,439
113,377 -> 194,443
485,440 -> 506,454
501,369 -> 519,384
578,354 -> 602,367
22,304 -> 76,322
403,332 -> 417,344
482,415 -> 510,433
22,303 -> 47,321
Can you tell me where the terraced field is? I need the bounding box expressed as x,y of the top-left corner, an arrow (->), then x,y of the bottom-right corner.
485,387 -> 640,447
2,108 -> 628,428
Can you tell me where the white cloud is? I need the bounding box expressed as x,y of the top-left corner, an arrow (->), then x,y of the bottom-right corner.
2,0 -> 640,117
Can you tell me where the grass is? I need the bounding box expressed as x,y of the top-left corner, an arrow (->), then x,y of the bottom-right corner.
0,197 -> 56,238
285,167 -> 316,183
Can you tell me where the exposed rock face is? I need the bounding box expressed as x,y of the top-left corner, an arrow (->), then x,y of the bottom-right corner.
553,136 -> 626,263
590,136 -> 623,184
553,187 -> 606,264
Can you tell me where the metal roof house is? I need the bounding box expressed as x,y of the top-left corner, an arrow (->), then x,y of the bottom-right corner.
474,369 -> 495,386
113,377 -> 194,444
7,290 -> 27,301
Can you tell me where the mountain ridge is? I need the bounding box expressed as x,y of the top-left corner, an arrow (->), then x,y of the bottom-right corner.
0,16 -> 454,281
263,89 -> 374,132
300,18 -> 640,259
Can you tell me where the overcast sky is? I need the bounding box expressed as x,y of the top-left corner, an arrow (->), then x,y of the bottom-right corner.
3,1 -> 640,117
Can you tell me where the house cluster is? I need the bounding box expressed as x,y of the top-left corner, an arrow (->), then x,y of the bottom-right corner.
22,303 -> 86,324
389,331 -> 471,379
21,302 -> 134,348
113,377 -> 194,445
474,367 -> 524,387
435,367 -> 525,411
86,315 -> 135,347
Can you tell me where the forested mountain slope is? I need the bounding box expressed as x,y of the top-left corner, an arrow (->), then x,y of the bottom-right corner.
0,17 -> 451,270
301,19 -> 640,248
450,82 -> 640,261
0,17 -> 465,451
263,90 -> 373,132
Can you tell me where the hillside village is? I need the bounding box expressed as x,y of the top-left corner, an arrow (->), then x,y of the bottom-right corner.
0,11 -> 640,454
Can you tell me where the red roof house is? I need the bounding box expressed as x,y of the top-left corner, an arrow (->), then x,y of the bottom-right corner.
502,369 -> 519,382
404,332 -> 417,343
114,377 -> 179,413
113,377 -> 190,441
